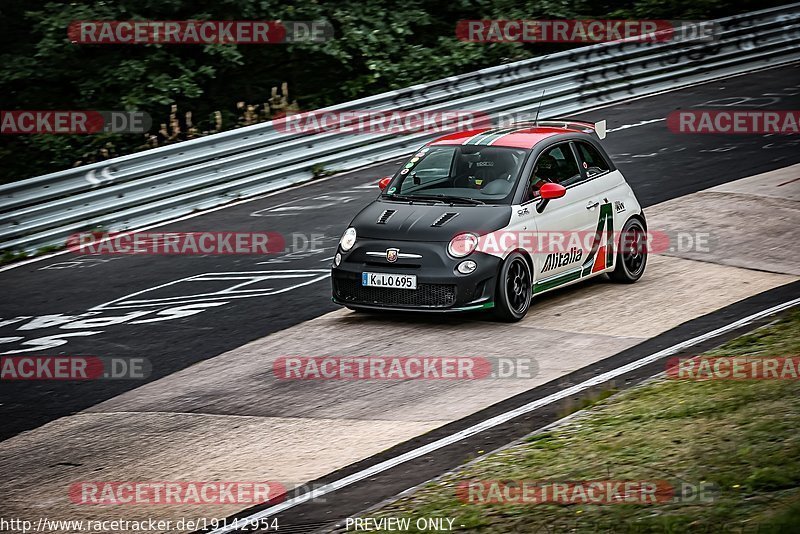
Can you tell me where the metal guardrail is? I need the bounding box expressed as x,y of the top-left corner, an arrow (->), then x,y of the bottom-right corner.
1,4 -> 799,254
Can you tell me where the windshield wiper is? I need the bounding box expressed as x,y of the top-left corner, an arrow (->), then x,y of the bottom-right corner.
382,193 -> 447,204
424,194 -> 486,205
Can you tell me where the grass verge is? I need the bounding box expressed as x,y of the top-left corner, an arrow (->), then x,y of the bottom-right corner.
368,309 -> 800,533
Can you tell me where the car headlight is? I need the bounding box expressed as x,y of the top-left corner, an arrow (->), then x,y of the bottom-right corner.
339,227 -> 357,252
448,233 -> 479,258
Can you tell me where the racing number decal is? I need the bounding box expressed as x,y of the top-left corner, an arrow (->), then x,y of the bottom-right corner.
581,203 -> 614,276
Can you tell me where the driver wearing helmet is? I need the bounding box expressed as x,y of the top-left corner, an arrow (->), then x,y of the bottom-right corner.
528,153 -> 559,199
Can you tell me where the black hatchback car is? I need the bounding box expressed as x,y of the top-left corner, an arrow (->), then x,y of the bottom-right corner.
331,121 -> 647,321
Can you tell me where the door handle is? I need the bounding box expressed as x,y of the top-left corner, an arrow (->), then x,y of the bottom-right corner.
586,200 -> 599,210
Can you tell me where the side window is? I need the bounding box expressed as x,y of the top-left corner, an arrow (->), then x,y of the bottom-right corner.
523,143 -> 582,202
575,142 -> 610,177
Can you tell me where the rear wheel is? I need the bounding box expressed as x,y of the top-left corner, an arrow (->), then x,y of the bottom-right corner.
610,218 -> 647,283
493,252 -> 532,322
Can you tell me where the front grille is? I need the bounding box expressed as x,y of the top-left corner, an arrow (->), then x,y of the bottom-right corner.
334,278 -> 456,308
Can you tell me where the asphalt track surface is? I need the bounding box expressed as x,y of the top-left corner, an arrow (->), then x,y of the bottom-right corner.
213,289 -> 800,534
1,63 -> 799,443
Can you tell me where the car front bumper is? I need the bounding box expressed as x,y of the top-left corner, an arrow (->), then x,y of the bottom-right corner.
331,238 -> 500,312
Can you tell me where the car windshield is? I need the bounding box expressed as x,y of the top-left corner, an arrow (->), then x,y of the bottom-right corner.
383,145 -> 527,205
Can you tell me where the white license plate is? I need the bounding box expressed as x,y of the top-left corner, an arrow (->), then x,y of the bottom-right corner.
362,272 -> 417,290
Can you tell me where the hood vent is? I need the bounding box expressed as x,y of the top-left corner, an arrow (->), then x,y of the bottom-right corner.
431,212 -> 460,227
377,209 -> 396,224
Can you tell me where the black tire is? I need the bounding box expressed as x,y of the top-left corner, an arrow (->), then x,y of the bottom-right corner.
610,217 -> 647,283
493,252 -> 532,322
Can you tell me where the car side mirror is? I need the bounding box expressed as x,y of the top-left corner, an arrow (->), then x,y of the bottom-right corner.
378,176 -> 392,191
536,183 -> 566,213
539,183 -> 566,199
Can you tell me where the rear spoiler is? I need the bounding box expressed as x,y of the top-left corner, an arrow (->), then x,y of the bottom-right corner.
534,119 -> 607,140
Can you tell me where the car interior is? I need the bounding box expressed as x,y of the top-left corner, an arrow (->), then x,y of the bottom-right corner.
397,145 -> 526,201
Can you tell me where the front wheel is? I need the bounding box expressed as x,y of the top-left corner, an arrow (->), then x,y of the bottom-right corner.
609,217 -> 647,283
493,252 -> 532,322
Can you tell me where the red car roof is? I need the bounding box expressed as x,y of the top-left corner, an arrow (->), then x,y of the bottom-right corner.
430,125 -> 579,149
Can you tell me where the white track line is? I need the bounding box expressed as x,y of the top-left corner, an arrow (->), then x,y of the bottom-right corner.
210,296 -> 800,533
573,59 -> 800,116
607,118 -> 665,132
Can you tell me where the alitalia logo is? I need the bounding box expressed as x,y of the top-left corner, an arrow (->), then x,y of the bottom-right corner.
581,203 -> 614,276
541,247 -> 583,273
